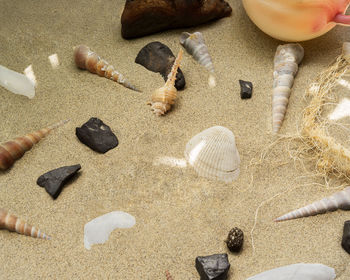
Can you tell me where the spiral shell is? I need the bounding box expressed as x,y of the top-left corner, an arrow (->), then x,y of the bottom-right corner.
275,187 -> 350,222
180,32 -> 216,87
74,45 -> 140,92
184,126 -> 240,183
0,208 -> 50,239
272,43 -> 304,133
0,119 -> 69,171
148,49 -> 183,116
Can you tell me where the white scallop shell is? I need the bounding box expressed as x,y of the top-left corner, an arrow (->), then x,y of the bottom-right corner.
184,126 -> 240,183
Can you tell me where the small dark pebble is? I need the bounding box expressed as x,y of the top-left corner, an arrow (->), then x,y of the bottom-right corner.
239,80 -> 253,99
135,41 -> 185,90
195,253 -> 230,280
76,117 -> 118,153
225,227 -> 244,252
342,220 -> 350,254
37,164 -> 81,199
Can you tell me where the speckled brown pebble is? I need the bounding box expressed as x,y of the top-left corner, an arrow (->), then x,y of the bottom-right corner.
225,227 -> 244,252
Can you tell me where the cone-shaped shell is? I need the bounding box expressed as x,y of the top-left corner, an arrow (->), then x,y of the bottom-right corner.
184,126 -> 240,183
272,43 -> 304,133
275,186 -> 350,222
180,32 -> 214,73
0,208 -> 50,240
247,263 -> 336,280
74,45 -> 140,92
0,119 -> 69,170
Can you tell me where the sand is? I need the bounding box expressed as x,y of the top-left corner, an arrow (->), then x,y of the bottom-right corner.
1,0 -> 350,279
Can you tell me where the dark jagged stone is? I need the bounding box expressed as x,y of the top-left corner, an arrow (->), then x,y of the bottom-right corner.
342,220 -> 350,254
239,80 -> 253,99
225,227 -> 244,252
76,118 -> 118,153
121,0 -> 232,39
37,164 -> 81,199
195,253 -> 230,280
135,41 -> 185,90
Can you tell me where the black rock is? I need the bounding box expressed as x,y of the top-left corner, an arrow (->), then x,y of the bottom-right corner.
195,253 -> 230,280
135,41 -> 185,90
239,80 -> 253,99
225,227 -> 244,252
342,220 -> 350,254
37,164 -> 81,199
76,118 -> 118,153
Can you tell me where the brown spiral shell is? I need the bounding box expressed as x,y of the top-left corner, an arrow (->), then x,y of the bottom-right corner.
74,45 -> 140,92
0,208 -> 50,240
0,119 -> 69,170
148,49 -> 183,116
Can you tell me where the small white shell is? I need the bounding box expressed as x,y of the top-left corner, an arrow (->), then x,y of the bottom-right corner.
247,263 -> 336,280
184,126 -> 240,183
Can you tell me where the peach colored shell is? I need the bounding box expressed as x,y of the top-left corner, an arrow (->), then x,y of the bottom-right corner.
242,0 -> 350,41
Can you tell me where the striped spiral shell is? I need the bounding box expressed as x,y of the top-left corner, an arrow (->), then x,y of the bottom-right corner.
180,32 -> 216,87
275,186 -> 350,222
74,45 -> 140,92
0,208 -> 50,240
272,43 -> 304,133
0,119 -> 69,170
148,49 -> 183,116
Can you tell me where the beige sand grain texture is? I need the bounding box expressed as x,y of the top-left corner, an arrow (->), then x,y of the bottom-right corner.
1,0 -> 350,279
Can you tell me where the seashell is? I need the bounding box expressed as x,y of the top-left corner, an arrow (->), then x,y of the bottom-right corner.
148,49 -> 183,116
247,263 -> 336,280
165,270 -> 174,280
242,0 -> 350,42
275,186 -> 350,222
184,126 -> 240,183
120,0 -> 232,39
180,32 -> 216,87
272,43 -> 304,133
74,45 -> 140,92
0,208 -> 50,240
0,119 -> 69,171
0,65 -> 35,98
135,41 -> 186,90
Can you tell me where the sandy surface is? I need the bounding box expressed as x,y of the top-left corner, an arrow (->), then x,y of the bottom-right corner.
1,0 -> 350,279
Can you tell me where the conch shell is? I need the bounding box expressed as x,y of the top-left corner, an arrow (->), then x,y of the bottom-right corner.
242,0 -> 350,41
0,119 -> 69,170
180,32 -> 216,87
272,43 -> 304,133
148,49 -> 183,116
275,186 -> 350,222
0,208 -> 50,239
74,45 -> 140,92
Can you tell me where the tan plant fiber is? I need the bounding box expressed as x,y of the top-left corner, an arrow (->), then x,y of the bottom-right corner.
301,42 -> 350,179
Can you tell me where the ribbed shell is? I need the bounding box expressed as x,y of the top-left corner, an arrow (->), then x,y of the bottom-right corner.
74,45 -> 140,92
184,126 -> 240,183
180,32 -> 214,73
0,119 -> 69,170
275,186 -> 350,222
0,208 -> 50,240
272,43 -> 304,133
